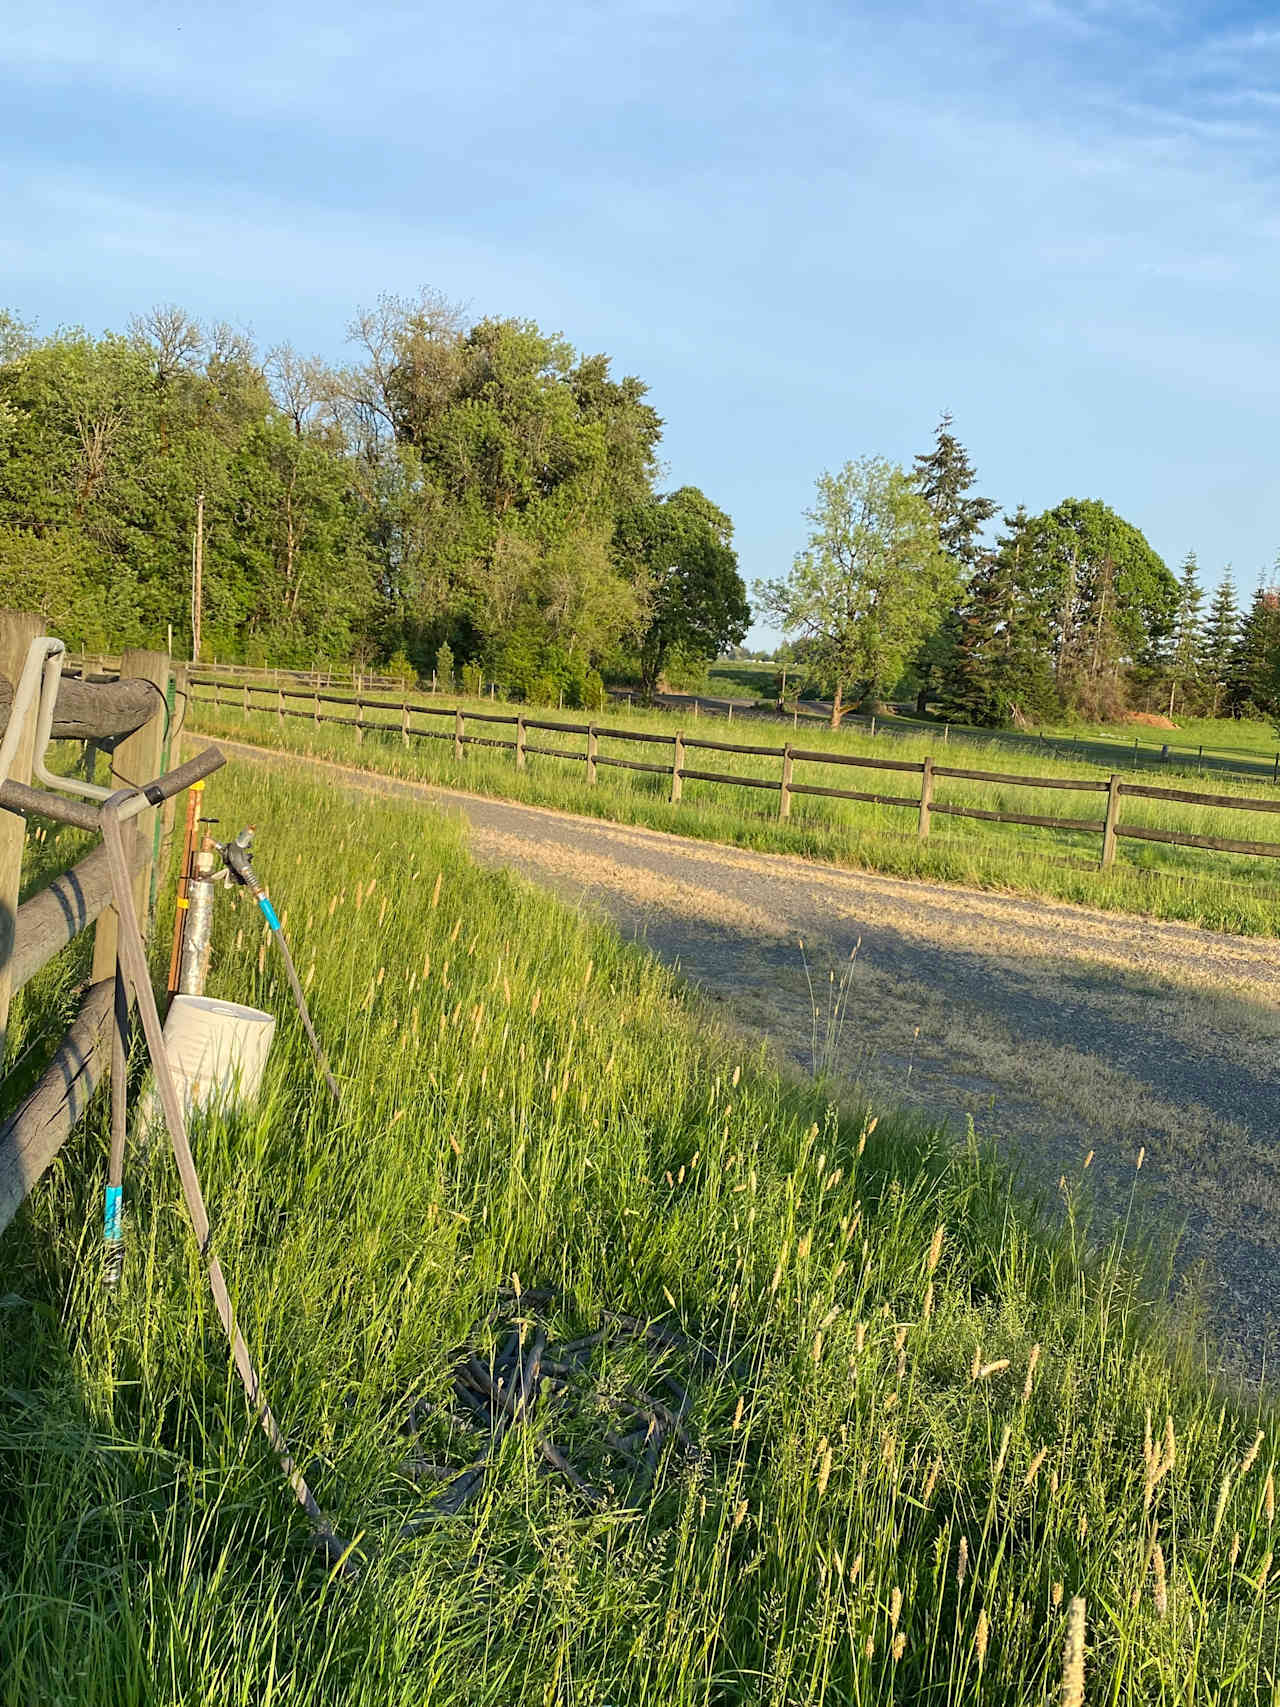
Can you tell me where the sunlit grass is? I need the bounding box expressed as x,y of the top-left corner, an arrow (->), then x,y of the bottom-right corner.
2,761 -> 1278,1702
192,692 -> 1280,938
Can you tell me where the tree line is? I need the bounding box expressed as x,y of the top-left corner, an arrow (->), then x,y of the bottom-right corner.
762,417 -> 1280,729
0,296 -> 749,706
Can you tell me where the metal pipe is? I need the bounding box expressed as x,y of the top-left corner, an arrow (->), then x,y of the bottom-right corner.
178,847 -> 216,997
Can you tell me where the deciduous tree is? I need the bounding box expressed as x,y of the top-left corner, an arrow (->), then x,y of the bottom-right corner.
759,457 -> 953,725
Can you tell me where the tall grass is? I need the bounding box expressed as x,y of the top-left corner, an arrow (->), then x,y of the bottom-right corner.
193,693 -> 1280,937
2,763 -> 1277,1703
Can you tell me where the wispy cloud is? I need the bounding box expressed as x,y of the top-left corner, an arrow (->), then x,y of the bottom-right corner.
5,0 -> 1280,602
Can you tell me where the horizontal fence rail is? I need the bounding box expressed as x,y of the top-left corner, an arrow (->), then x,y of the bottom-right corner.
79,655 -> 1280,786
188,674 -> 1280,875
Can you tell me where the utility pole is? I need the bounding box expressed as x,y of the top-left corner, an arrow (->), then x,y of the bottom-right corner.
191,491 -> 204,663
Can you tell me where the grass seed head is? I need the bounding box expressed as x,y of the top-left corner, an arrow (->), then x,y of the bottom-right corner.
1241,1431 -> 1265,1477
975,1608 -> 989,1671
1059,1598 -> 1085,1707
889,1586 -> 902,1630
926,1222 -> 945,1272
956,1536 -> 969,1586
816,1439 -> 833,1497
1022,1343 -> 1041,1402
1151,1541 -> 1168,1617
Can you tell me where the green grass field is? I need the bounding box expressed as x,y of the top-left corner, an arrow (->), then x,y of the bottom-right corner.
3,759 -> 1279,1702
190,691 -> 1280,938
702,663 -> 1280,777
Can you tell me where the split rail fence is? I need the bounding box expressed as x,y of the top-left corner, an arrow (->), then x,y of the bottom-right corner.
187,673 -> 1280,873
0,618 -> 212,1234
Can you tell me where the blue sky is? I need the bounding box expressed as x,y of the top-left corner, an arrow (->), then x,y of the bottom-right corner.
4,0 -> 1279,642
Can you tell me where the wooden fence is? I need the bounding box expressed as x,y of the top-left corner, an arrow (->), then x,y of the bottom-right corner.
187,674 -> 1280,872
0,621 -> 216,1233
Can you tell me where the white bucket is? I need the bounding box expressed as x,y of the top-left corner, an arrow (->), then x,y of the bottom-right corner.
139,995 -> 276,1126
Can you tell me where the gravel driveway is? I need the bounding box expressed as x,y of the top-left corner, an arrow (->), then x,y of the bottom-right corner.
216,738 -> 1280,1378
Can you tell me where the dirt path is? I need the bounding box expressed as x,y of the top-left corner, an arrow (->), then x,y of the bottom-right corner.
214,737 -> 1280,1376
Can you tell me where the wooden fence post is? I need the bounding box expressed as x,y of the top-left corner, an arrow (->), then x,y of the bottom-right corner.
356,698 -> 365,744
455,708 -> 465,762
918,754 -> 934,840
161,662 -> 189,850
313,688 -> 320,727
0,612 -> 44,1062
277,685 -> 284,725
586,725 -> 598,786
671,731 -> 684,803
1101,773 -> 1121,869
516,714 -> 527,770
242,682 -> 249,716
779,744 -> 793,820
91,649 -> 168,982
401,699 -> 410,748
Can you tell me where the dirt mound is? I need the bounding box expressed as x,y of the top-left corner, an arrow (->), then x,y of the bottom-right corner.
1126,712 -> 1178,730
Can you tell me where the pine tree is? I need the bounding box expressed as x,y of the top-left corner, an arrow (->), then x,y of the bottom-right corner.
936,551 -> 1009,725
911,413 -> 998,566
1229,583 -> 1280,717
1167,550 -> 1205,716
1201,572 -> 1239,717
938,506 -> 1055,726
909,412 -> 998,711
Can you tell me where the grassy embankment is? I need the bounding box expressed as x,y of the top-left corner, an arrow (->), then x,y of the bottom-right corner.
2,759 -> 1278,1702
191,692 -> 1280,937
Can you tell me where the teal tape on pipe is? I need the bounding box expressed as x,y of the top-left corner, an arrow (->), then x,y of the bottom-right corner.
104,1185 -> 122,1243
258,896 -> 281,931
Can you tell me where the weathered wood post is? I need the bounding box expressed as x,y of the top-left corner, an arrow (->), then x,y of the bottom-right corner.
242,682 -> 249,716
277,684 -> 285,725
401,699 -> 410,748
779,743 -> 793,820
0,612 -> 44,1062
313,687 -> 320,727
1101,773 -> 1121,869
671,731 -> 684,803
356,697 -> 365,744
586,724 -> 598,786
515,714 -> 527,771
91,649 -> 168,981
918,754 -> 934,840
455,708 -> 465,762
160,662 -> 188,849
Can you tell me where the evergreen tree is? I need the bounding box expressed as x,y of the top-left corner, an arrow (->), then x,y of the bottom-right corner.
911,413 -> 998,566
938,506 -> 1056,726
908,412 -> 997,711
1166,550 -> 1205,716
1228,583 -> 1280,717
1201,572 -> 1240,716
